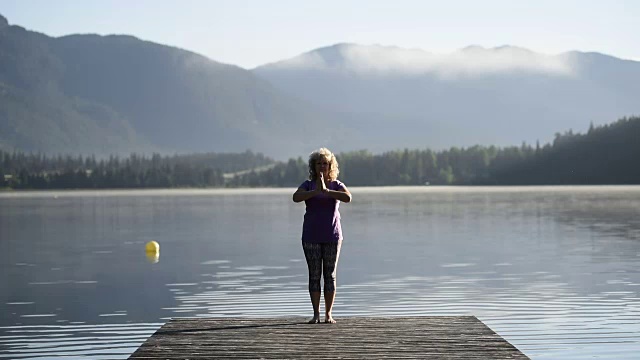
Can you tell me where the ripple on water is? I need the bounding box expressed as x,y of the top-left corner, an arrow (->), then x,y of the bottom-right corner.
149,274 -> 640,359
0,323 -> 162,359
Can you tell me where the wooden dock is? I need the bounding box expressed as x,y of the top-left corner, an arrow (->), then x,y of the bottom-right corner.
128,316 -> 529,359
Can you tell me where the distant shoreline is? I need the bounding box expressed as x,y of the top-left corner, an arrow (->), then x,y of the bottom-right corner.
2,184 -> 640,195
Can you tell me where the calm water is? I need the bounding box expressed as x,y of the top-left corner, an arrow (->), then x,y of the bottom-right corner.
1,186 -> 640,359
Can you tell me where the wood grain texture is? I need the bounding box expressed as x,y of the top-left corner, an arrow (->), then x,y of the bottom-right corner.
129,316 -> 530,359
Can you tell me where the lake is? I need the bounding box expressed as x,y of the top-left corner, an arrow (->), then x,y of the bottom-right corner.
1,186 -> 640,359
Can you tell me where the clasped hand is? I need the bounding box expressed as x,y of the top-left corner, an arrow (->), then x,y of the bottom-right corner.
316,173 -> 328,193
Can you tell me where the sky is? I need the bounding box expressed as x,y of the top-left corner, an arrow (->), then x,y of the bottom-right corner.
1,0 -> 638,69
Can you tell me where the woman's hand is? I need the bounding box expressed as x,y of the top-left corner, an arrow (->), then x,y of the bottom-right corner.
318,173 -> 328,193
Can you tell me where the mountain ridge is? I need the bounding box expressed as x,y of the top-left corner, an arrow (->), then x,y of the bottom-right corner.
253,43 -> 640,152
0,14 -> 347,159
1,13 -> 638,158
255,42 -> 639,70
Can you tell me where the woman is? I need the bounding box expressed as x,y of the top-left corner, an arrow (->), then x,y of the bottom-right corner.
293,147 -> 352,324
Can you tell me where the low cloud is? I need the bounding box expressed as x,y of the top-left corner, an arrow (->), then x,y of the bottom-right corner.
276,44 -> 576,79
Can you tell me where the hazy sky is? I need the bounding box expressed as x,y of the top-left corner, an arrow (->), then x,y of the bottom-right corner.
1,0 -> 638,68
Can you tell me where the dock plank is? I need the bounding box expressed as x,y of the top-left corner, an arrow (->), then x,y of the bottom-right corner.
129,316 -> 529,359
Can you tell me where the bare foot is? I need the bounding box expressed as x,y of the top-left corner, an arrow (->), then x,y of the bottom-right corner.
308,315 -> 320,324
324,316 -> 336,324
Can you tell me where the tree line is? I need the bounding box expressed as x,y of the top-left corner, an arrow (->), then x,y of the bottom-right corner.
0,150 -> 274,189
2,116 -> 639,189
231,116 -> 640,187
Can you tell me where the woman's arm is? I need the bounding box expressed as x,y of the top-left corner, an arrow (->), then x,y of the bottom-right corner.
293,187 -> 320,202
324,185 -> 352,203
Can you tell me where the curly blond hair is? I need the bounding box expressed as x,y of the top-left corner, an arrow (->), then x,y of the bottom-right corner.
308,147 -> 340,181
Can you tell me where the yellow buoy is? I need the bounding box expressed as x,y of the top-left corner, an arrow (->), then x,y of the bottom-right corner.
146,251 -> 159,264
145,241 -> 160,253
145,241 -> 160,264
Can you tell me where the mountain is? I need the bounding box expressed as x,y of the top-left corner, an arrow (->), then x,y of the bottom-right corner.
0,14 -> 344,159
0,15 -> 145,155
254,43 -> 640,150
2,12 -> 639,159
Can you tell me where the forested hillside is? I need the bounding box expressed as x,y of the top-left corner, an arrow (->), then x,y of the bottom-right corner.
230,116 -> 640,187
0,14 -> 340,158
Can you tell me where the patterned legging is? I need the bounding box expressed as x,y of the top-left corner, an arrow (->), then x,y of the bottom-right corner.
302,240 -> 342,293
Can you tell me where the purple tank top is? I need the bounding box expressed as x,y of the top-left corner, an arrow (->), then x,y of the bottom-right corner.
300,179 -> 346,243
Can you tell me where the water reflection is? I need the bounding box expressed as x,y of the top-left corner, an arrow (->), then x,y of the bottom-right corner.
0,323 -> 161,359
1,187 -> 640,359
